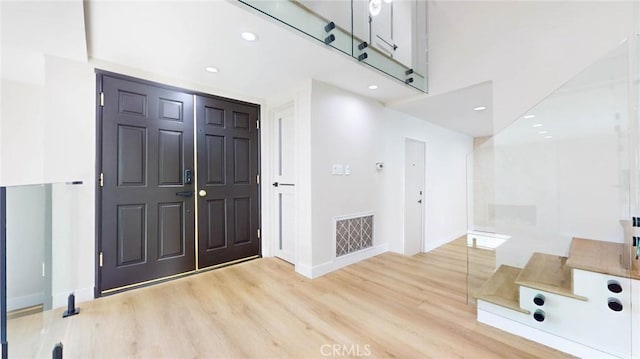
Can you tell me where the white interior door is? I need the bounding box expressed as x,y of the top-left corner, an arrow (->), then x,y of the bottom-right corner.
404,138 -> 425,256
272,105 -> 296,263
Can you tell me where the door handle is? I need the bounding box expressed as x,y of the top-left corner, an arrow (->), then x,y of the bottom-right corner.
273,182 -> 295,187
176,191 -> 193,198
198,190 -> 207,197
417,199 -> 422,203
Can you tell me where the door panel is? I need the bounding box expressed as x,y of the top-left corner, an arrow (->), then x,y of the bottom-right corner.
101,75 -> 195,291
403,138 -> 425,256
272,106 -> 296,263
196,95 -> 259,268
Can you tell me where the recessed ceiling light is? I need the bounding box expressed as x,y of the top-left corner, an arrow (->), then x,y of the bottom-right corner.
383,0 -> 393,3
532,124 -> 543,128
524,114 -> 536,119
368,85 -> 379,90
544,135 -> 553,139
538,130 -> 548,134
241,32 -> 257,41
473,106 -> 487,111
205,66 -> 219,73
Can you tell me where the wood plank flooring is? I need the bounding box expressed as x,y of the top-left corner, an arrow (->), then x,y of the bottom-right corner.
8,239 -> 572,358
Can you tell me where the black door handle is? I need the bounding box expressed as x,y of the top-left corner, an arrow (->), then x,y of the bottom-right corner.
273,182 -> 295,187
176,191 -> 194,198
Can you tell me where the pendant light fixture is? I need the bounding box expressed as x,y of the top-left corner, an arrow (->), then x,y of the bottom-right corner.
369,0 -> 382,16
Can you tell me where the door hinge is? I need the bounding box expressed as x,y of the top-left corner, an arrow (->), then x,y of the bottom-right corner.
99,92 -> 104,107
256,120 -> 260,130
256,174 -> 260,184
99,252 -> 103,267
257,229 -> 261,239
99,172 -> 104,187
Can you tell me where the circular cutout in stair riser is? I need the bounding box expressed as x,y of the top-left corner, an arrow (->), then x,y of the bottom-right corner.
607,280 -> 623,294
533,294 -> 545,306
607,298 -> 623,312
533,309 -> 546,322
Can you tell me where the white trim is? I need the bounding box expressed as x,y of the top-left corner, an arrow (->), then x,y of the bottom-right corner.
52,286 -> 93,309
478,307 -> 618,359
296,243 -> 388,279
7,292 -> 44,312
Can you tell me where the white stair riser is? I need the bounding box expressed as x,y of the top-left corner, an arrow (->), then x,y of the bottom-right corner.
519,285 -> 631,358
477,301 -> 621,359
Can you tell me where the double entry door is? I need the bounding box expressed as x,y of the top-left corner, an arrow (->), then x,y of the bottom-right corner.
98,73 -> 260,293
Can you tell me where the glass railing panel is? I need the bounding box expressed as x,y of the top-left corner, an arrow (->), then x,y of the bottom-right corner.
238,0 -> 427,93
471,42 -> 634,357
239,0 -> 353,56
352,0 -> 427,92
3,182 -> 84,357
467,136 -> 496,305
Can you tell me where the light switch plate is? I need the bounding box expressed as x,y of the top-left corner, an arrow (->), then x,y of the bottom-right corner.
332,164 -> 344,175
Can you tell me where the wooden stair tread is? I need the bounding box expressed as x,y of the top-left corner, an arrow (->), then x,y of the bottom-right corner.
515,253 -> 587,301
475,265 -> 529,314
565,237 -> 640,280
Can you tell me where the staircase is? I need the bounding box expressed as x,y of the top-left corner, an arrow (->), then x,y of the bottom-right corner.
475,237 -> 640,358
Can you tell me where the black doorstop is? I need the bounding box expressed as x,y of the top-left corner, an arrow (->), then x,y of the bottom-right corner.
52,342 -> 63,359
62,293 -> 79,318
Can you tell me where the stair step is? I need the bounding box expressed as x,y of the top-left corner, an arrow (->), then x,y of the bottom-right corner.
515,253 -> 587,301
475,265 -> 529,314
565,237 -> 640,280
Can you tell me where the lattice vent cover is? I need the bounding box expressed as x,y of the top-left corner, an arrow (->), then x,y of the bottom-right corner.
336,215 -> 374,257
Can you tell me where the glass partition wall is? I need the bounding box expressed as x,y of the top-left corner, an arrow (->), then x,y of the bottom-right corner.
1,183 -> 84,358
468,42 -> 636,357
238,0 -> 428,92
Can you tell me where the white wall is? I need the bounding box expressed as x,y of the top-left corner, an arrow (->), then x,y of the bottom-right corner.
382,108 -> 473,252
310,80 -> 389,266
427,1 -> 637,133
6,185 -> 45,311
304,80 -> 472,272
0,80 -> 45,185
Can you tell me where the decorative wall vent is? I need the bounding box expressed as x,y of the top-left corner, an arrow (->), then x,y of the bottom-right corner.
335,214 -> 373,257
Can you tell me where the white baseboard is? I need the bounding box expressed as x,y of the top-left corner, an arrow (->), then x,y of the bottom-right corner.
478,309 -> 617,359
424,232 -> 467,252
52,286 -> 93,309
295,243 -> 389,279
7,292 -> 44,312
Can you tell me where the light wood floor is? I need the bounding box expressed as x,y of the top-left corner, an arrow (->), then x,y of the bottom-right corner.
8,238 -> 572,358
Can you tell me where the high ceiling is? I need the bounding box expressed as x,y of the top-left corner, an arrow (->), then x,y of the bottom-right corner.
2,0 -> 495,138
84,0 -> 420,105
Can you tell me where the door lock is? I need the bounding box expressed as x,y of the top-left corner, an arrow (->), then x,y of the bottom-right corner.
198,190 -> 207,197
184,169 -> 193,184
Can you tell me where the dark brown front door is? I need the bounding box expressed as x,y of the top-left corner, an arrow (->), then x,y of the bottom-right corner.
100,74 -> 195,291
98,73 -> 261,293
195,95 -> 260,268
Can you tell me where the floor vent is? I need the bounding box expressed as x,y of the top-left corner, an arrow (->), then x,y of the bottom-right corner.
335,214 -> 374,257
